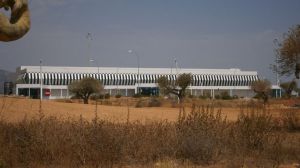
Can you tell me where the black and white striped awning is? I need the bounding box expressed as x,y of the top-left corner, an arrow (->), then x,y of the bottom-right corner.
22,72 -> 259,87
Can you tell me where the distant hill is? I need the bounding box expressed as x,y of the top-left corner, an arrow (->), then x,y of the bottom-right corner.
0,69 -> 17,94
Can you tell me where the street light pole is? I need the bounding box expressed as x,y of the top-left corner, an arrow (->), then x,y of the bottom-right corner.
86,33 -> 93,67
128,49 -> 140,95
89,59 -> 99,73
273,39 -> 282,98
39,59 -> 43,113
89,58 -> 100,119
273,39 -> 281,86
40,59 -> 43,101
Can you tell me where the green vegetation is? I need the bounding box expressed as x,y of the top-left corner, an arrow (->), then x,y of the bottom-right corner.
280,80 -> 298,98
251,79 -> 272,104
273,25 -> 300,79
157,73 -> 192,103
68,77 -> 103,104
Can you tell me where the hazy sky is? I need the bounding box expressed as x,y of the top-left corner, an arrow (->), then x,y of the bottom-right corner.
1,0 -> 300,83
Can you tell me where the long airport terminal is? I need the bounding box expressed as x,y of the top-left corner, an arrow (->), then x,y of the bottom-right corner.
15,66 -> 281,99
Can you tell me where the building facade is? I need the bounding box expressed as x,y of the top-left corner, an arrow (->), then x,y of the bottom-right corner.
16,66 -> 265,99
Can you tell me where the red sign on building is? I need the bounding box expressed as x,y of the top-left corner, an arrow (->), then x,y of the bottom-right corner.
44,89 -> 51,96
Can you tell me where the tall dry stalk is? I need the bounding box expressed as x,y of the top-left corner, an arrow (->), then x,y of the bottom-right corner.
92,99 -> 99,124
127,98 -> 130,124
38,99 -> 44,121
0,95 -> 6,115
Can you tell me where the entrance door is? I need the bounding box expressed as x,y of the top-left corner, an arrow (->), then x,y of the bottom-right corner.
139,87 -> 159,96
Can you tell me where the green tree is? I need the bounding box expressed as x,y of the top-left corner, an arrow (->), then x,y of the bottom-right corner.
273,25 -> 300,79
280,80 -> 298,98
251,79 -> 272,104
157,73 -> 192,119
69,77 -> 103,104
157,73 -> 192,103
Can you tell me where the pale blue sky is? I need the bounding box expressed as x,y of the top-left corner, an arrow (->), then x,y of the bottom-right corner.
1,0 -> 300,83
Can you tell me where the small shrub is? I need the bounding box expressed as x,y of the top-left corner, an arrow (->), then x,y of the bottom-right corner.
104,93 -> 110,99
231,111 -> 274,153
215,95 -> 221,99
220,91 -> 232,100
232,95 -> 238,99
70,95 -> 80,99
199,95 -> 209,99
176,105 -> 228,164
281,110 -> 300,131
0,160 -> 6,168
115,94 -> 122,98
132,94 -> 142,98
135,99 -> 145,108
148,98 -> 162,107
90,94 -> 99,100
188,94 -> 194,98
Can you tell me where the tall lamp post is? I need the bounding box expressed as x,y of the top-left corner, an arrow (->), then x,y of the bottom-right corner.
128,49 -> 140,95
40,59 -> 43,101
273,39 -> 281,86
86,33 -> 93,67
273,39 -> 282,98
89,58 -> 100,118
89,59 -> 99,73
39,59 -> 43,113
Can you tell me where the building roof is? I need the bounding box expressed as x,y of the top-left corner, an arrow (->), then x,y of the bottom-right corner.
17,66 -> 258,76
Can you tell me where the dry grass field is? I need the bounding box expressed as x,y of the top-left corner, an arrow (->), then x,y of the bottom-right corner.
0,96 -> 179,123
0,96 -> 297,123
0,96 -> 299,168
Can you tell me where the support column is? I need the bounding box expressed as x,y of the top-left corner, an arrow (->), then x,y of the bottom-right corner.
61,89 -> 63,98
126,89 -> 128,97
279,89 -> 282,98
16,86 -> 19,96
28,88 -> 31,98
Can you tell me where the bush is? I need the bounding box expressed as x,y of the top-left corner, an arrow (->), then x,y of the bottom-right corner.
281,110 -> 300,131
199,95 -> 210,99
148,98 -> 162,107
231,111 -> 274,153
176,105 -> 228,164
0,117 -> 179,167
91,94 -> 110,100
70,95 -> 80,99
188,94 -> 194,98
232,95 -> 239,99
132,94 -> 142,98
90,94 -> 100,100
104,93 -> 110,99
135,99 -> 145,108
215,95 -> 221,99
220,91 -> 232,100
115,94 -> 122,98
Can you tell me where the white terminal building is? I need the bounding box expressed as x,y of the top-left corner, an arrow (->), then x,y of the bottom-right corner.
15,66 -> 281,99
